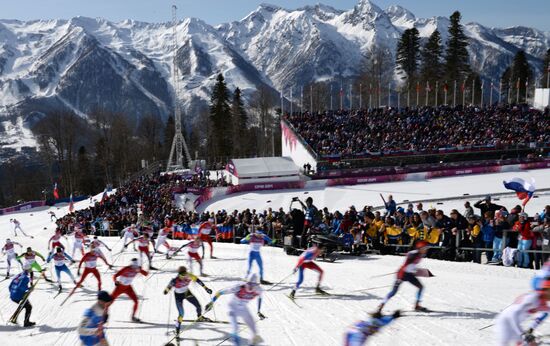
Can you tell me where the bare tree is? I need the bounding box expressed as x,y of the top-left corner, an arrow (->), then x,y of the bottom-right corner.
357,45 -> 394,108
249,86 -> 276,156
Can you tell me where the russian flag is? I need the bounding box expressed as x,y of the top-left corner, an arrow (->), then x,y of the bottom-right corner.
53,183 -> 60,199
100,188 -> 108,205
503,177 -> 536,206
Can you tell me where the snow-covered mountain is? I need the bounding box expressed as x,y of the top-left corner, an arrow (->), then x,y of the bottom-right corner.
1,0 -> 549,151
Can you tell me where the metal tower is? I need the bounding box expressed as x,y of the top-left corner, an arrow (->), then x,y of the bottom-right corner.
167,4 -> 192,171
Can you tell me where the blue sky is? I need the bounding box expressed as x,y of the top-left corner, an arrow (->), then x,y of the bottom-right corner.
2,0 -> 550,31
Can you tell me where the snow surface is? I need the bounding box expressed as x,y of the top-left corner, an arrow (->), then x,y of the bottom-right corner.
200,168 -> 550,216
0,173 -> 549,345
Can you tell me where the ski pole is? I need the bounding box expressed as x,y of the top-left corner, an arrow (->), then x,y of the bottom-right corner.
266,272 -> 295,292
369,272 -> 396,280
478,323 -> 493,331
348,284 -> 393,293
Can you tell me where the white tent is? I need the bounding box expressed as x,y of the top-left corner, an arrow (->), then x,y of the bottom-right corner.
226,157 -> 300,184
534,88 -> 550,109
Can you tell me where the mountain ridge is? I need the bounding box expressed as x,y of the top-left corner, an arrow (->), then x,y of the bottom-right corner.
0,0 -> 548,152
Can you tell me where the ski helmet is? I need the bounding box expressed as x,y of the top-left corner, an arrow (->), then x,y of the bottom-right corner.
97,290 -> 113,303
6,238 -> 11,243
56,247 -> 63,252
130,258 -> 139,267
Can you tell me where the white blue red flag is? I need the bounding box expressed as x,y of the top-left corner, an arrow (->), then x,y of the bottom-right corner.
100,188 -> 108,204
53,183 -> 59,199
503,177 -> 535,206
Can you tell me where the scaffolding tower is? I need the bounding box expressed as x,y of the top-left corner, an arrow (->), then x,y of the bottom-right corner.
167,4 -> 192,171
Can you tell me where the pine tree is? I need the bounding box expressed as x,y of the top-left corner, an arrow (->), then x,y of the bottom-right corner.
231,88 -> 248,157
209,73 -> 233,159
396,28 -> 420,82
445,11 -> 470,82
541,48 -> 550,88
420,30 -> 443,83
511,51 -> 533,103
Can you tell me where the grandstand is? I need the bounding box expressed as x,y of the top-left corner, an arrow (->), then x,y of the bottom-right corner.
282,105 -> 550,177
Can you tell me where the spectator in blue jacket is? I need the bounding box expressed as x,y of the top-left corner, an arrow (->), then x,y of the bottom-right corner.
9,265 -> 34,327
481,212 -> 495,262
384,195 -> 397,217
78,291 -> 112,346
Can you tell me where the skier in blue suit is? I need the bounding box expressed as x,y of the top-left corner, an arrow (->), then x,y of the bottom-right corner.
240,229 -> 274,284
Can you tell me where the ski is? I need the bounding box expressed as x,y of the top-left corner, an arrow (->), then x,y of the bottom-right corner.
286,294 -> 302,308
179,318 -> 242,325
9,277 -> 41,324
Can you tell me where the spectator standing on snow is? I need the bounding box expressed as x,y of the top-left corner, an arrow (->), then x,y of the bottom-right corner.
492,211 -> 510,263
514,213 -> 534,268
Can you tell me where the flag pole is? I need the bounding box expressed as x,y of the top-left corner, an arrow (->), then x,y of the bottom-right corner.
453,80 -> 457,107
425,81 -> 429,106
435,81 -> 439,107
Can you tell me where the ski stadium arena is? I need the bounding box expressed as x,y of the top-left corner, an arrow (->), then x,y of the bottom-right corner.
2,1 -> 550,346
1,114 -> 549,346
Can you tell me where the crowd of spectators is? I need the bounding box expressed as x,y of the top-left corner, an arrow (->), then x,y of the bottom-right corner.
54,169 -> 549,270
285,105 -> 550,158
54,171 -> 228,237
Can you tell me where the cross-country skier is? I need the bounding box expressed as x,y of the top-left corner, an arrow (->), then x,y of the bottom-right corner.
187,236 -> 204,275
70,227 -> 88,259
78,291 -> 112,346
11,218 -> 32,238
2,238 -> 22,278
16,247 -> 52,283
124,233 -> 157,270
75,244 -> 112,291
110,258 -> 148,322
47,247 -> 77,292
198,218 -> 217,259
164,266 -> 213,327
344,311 -> 401,346
9,264 -> 35,327
495,279 -> 550,346
90,236 -> 112,259
205,273 -> 265,345
290,244 -> 327,299
48,229 -> 67,255
376,240 -> 432,313
121,224 -> 139,251
155,225 -> 174,255
240,229 -> 274,284
139,221 -> 156,249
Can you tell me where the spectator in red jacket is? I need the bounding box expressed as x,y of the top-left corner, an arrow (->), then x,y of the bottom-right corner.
514,213 -> 533,268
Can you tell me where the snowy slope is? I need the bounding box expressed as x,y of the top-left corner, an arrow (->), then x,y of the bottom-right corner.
0,216 -> 548,345
0,171 -> 549,345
